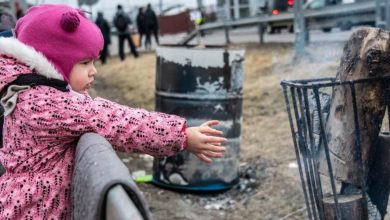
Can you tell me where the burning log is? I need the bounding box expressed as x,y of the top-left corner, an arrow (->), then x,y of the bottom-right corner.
319,27 -> 390,186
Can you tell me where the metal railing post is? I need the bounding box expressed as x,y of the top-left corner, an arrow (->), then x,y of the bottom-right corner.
257,23 -> 264,44
376,0 -> 390,30
294,0 -> 307,56
224,24 -> 231,44
387,0 -> 390,30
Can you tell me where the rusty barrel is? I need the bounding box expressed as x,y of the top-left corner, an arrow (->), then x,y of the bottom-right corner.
152,46 -> 245,191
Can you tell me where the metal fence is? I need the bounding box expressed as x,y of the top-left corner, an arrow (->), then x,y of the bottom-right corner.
180,0 -> 388,57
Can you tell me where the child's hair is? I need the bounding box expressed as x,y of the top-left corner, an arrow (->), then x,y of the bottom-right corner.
14,4 -> 103,82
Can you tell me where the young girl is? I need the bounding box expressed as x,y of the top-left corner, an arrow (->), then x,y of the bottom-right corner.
0,4 -> 226,219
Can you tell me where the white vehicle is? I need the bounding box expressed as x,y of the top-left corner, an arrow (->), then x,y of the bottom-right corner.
304,0 -> 375,32
267,0 -> 376,33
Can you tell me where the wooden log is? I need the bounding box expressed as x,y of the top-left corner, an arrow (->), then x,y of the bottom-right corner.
319,28 -> 390,186
322,194 -> 366,220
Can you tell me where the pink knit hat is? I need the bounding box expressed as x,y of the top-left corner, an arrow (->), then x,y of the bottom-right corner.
15,4 -> 104,82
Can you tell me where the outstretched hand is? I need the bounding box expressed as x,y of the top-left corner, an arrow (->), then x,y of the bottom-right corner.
186,120 -> 227,163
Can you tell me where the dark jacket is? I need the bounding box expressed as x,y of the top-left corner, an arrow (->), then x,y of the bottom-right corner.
136,12 -> 146,34
95,15 -> 111,45
0,10 -> 16,32
144,8 -> 158,31
113,9 -> 132,35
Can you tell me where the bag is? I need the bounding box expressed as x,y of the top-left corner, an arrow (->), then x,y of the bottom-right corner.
115,14 -> 128,31
132,33 -> 139,48
0,74 -> 68,148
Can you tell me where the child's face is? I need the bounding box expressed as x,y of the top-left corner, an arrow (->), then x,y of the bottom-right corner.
69,59 -> 97,94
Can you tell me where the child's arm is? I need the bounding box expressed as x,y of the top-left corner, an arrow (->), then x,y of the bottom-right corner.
185,120 -> 227,163
28,93 -> 227,161
82,97 -> 188,157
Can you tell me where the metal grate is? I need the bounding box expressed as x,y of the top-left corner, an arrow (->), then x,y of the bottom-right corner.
280,77 -> 390,220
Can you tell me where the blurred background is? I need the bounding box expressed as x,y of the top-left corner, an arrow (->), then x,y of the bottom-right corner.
1,0 -> 378,40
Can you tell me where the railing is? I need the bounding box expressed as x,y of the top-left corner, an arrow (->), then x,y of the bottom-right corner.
106,185 -> 143,220
179,1 -> 377,46
72,133 -> 151,220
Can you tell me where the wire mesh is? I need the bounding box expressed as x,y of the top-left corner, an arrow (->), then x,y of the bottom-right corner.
280,77 -> 390,220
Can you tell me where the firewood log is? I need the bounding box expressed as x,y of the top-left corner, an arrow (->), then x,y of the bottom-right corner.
322,194 -> 366,220
319,28 -> 390,186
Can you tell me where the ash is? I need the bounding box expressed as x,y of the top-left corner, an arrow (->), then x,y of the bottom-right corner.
189,156 -> 275,210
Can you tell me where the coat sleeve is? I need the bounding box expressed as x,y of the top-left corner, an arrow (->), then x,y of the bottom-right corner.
25,92 -> 188,158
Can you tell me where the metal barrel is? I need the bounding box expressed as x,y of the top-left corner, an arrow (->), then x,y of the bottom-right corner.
152,45 -> 245,191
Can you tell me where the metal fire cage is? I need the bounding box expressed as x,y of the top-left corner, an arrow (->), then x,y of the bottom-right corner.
281,77 -> 390,220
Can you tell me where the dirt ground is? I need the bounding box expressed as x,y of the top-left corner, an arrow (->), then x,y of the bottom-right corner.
91,41 -> 344,220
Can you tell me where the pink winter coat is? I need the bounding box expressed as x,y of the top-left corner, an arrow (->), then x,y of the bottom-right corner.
0,37 -> 187,219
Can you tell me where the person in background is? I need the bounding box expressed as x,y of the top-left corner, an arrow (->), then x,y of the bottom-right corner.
0,4 -> 226,219
0,8 -> 16,32
144,3 -> 159,46
113,4 -> 138,60
136,7 -> 148,49
14,1 -> 24,19
95,12 -> 111,64
198,7 -> 206,37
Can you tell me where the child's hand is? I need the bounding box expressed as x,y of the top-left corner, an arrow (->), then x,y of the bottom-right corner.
186,120 -> 227,163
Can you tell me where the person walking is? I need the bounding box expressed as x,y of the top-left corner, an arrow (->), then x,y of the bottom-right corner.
0,8 -> 16,32
113,4 -> 138,60
136,7 -> 148,49
145,4 -> 159,46
0,4 -> 227,219
95,12 -> 111,64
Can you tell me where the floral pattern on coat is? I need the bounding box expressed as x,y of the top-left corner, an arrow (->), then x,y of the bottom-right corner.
0,37 -> 187,219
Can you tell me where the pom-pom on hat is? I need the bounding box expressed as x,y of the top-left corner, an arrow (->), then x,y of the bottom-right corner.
15,4 -> 103,82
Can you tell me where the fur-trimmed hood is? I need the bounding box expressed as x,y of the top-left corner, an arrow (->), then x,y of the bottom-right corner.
0,37 -> 64,92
